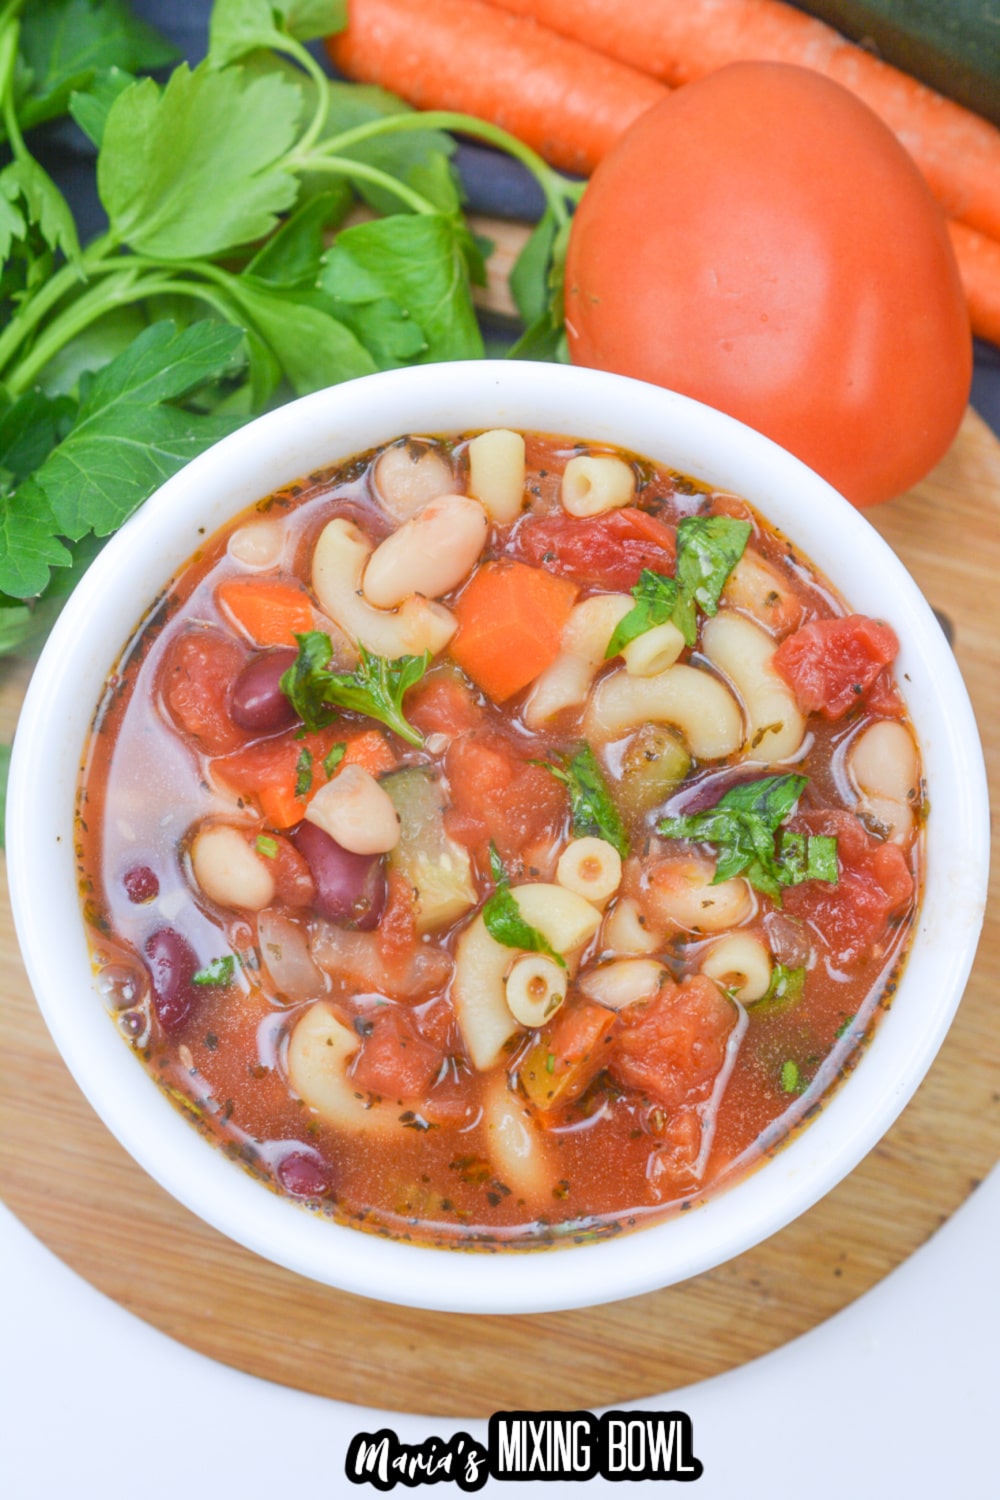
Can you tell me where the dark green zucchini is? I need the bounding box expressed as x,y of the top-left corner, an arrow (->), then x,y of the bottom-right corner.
789,2 -> 1000,126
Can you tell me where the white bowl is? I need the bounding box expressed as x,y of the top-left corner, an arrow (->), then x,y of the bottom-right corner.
7,361 -> 989,1314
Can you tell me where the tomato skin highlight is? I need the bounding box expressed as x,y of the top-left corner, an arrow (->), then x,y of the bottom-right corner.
565,62 -> 971,508
513,507 -> 677,589
773,614 -> 899,718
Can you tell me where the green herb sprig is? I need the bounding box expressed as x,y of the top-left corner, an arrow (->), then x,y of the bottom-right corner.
538,743 -> 629,860
605,515 -> 751,660
280,629 -> 430,745
482,844 -> 566,969
657,774 -> 838,903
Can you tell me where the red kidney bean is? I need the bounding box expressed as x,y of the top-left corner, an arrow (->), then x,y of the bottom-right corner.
277,1150 -> 332,1198
292,820 -> 386,929
229,648 -> 299,733
123,864 -> 159,903
144,927 -> 200,1035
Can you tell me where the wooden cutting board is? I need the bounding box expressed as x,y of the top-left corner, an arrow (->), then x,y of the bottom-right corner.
1,407 -> 997,1420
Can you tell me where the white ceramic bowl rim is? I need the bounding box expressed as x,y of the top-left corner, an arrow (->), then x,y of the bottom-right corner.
7,361 -> 989,1315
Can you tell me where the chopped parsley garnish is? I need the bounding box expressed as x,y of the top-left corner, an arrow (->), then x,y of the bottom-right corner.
322,741 -> 346,778
192,955 -> 236,987
280,630 -> 429,745
780,1059 -> 801,1094
755,963 -> 807,1013
539,743 -> 629,859
605,568 -> 678,659
657,774 -> 839,903
605,515 -> 752,660
294,746 -> 313,798
255,834 -> 278,858
483,843 -> 566,968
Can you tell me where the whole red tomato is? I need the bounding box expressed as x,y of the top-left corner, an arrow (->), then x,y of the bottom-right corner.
564,63 -> 972,508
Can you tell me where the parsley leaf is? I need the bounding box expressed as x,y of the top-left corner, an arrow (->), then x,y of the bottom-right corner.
0,157 -> 80,265
780,1059 -> 801,1094
31,319 -> 244,546
209,0 -> 347,68
98,61 -> 302,258
317,81 -> 461,220
279,630 -> 430,745
540,744 -> 629,860
754,963 -> 806,1014
225,276 -> 377,394
319,212 -> 484,367
322,741 -> 346,778
605,568 -> 678,660
17,0 -> 176,133
657,774 -> 838,903
483,845 -> 566,969
68,66 -> 136,149
672,515 -> 751,646
193,955 -> 237,987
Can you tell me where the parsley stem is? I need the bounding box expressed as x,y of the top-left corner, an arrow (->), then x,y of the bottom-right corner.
299,110 -> 580,225
294,153 -> 439,216
0,231 -> 117,380
6,270 -> 239,395
272,34 -> 331,157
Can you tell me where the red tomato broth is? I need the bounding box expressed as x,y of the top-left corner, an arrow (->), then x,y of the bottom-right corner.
75,430 -> 922,1250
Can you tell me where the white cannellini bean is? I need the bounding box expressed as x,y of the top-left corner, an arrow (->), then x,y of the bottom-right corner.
466,429 -> 526,523
849,719 -> 919,844
621,620 -> 686,677
700,932 -> 772,1003
373,440 -> 454,523
579,958 -> 668,1010
701,610 -> 806,764
561,453 -> 635,517
311,517 -> 456,657
227,518 -> 284,569
362,494 -> 488,608
523,593 -> 632,727
600,895 -> 661,955
305,764 -> 400,855
190,824 -> 275,911
556,837 -> 622,905
504,954 -> 568,1028
645,855 -> 753,933
584,662 -> 744,761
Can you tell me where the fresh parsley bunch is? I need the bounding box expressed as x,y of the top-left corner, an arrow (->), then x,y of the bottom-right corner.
0,0 -> 580,658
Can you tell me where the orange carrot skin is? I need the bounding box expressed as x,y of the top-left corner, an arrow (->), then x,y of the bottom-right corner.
326,0 -> 667,176
213,726 -> 397,829
949,222 -> 1000,349
483,0 -> 1000,242
449,558 -> 577,702
216,579 -> 313,648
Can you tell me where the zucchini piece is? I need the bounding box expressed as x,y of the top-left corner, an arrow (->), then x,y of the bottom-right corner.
790,1 -> 1000,127
384,767 -> 477,933
615,723 -> 691,823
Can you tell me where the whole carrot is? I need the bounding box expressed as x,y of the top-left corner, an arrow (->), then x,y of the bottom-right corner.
482,0 -> 1000,243
326,0 -> 668,177
949,223 -> 1000,351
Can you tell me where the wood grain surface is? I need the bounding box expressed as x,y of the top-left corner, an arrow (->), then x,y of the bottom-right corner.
0,408 -> 997,1420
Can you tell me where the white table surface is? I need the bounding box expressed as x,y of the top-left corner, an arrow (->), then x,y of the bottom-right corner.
3,1155 -> 998,1499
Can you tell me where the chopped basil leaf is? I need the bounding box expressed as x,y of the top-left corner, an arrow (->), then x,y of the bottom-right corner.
322,741 -> 347,778
657,773 -> 838,903
255,834 -> 279,858
672,515 -> 752,646
192,955 -> 236,987
280,630 -> 429,745
605,569 -> 678,660
780,1059 -> 801,1094
483,844 -> 566,969
540,744 -> 629,859
294,746 -> 313,798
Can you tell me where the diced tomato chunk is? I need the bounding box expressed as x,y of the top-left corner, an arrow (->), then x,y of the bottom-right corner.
783,810 -> 914,968
610,975 -> 738,1109
350,1008 -> 443,1101
160,628 -> 248,754
444,731 -> 567,867
377,867 -> 418,982
773,615 -> 899,719
212,724 -> 396,830
513,508 -> 677,589
407,669 -> 485,740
